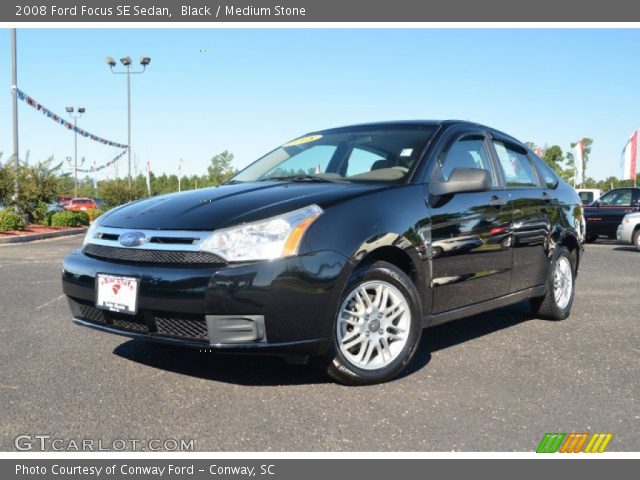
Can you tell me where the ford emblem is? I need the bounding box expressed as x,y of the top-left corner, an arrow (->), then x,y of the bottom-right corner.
119,231 -> 147,247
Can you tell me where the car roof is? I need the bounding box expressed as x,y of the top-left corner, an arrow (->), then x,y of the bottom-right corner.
313,120 -> 525,145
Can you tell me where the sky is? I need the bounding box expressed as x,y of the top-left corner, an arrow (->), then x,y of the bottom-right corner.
1,28 -> 639,181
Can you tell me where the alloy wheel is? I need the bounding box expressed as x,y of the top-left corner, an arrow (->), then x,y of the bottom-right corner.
553,256 -> 573,310
336,281 -> 411,370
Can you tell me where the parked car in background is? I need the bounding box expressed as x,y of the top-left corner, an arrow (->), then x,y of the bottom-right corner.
617,212 -> 640,251
66,198 -> 98,212
92,198 -> 108,210
46,201 -> 65,213
63,120 -> 584,385
58,196 -> 73,208
583,188 -> 640,242
576,188 -> 602,205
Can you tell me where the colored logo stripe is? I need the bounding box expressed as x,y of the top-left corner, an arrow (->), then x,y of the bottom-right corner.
537,433 -> 613,453
537,433 -> 566,453
559,433 -> 589,453
583,433 -> 613,453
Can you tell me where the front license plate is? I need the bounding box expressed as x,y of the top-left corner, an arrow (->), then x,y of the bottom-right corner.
96,274 -> 139,315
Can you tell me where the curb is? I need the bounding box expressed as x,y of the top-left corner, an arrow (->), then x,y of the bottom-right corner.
0,227 -> 87,245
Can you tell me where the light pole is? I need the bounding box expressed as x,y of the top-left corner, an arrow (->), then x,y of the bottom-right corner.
66,107 -> 86,197
106,55 -> 151,188
11,28 -> 19,212
178,158 -> 183,192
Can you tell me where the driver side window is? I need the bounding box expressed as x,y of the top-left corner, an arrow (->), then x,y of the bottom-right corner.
440,136 -> 496,186
599,190 -> 632,206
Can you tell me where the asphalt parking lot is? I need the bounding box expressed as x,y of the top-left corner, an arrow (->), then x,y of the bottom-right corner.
0,236 -> 638,451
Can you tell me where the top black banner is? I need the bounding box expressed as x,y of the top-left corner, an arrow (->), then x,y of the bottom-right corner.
3,0 -> 640,22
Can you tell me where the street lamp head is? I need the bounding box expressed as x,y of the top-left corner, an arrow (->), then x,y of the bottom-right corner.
66,107 -> 74,113
78,107 -> 86,113
140,56 -> 151,66
120,56 -> 132,66
105,56 -> 116,67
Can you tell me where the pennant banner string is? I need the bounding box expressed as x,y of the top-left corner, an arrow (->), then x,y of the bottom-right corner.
13,87 -> 129,150
75,149 -> 127,173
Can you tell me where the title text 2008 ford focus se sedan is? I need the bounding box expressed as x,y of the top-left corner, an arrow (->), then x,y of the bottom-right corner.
62,120 -> 585,385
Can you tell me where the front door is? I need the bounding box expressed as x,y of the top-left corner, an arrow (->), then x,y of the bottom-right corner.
428,131 -> 513,314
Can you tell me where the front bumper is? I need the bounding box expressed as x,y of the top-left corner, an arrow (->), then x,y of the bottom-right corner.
617,222 -> 636,244
62,248 -> 353,356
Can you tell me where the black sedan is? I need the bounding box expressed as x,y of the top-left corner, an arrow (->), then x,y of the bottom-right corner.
62,120 -> 584,385
583,187 -> 640,242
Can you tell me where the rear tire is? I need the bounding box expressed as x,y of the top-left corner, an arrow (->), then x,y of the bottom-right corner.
324,261 -> 422,386
530,246 -> 575,321
585,234 -> 598,243
633,229 -> 640,252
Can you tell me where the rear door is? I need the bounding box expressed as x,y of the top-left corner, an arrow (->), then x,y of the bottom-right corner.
427,127 -> 513,314
489,136 -> 551,291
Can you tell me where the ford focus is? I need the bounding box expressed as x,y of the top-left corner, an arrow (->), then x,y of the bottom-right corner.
62,120 -> 584,385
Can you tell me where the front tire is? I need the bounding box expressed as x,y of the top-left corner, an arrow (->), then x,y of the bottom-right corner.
530,246 -> 575,320
325,261 -> 422,386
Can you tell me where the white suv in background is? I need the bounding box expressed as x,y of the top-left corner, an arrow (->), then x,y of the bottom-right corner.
576,188 -> 602,205
617,212 -> 640,251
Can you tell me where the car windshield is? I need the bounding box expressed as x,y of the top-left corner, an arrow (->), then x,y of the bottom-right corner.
231,127 -> 436,184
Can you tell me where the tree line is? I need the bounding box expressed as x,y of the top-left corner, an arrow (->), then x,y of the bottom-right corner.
0,150 -> 236,221
2,142 -> 639,223
526,138 -> 639,191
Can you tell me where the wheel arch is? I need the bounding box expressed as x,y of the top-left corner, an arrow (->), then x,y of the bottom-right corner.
558,228 -> 582,276
350,233 -> 429,316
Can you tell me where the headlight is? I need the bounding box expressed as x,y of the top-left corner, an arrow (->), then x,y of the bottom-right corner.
82,218 -> 100,246
199,204 -> 323,262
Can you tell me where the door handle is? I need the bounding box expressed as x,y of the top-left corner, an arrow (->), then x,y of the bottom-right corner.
489,195 -> 507,208
542,191 -> 554,204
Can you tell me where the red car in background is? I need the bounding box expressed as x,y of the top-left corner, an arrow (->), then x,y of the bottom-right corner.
58,196 -> 73,208
66,198 -> 98,212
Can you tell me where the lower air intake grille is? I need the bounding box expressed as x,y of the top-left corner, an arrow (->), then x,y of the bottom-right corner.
68,297 -> 208,342
155,315 -> 209,341
82,243 -> 225,265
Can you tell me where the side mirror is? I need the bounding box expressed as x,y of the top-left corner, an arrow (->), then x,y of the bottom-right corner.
430,167 -> 491,196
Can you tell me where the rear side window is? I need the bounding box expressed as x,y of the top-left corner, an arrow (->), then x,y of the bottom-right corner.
492,140 -> 539,188
533,157 -> 559,189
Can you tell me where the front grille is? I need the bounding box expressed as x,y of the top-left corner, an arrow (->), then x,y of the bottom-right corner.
82,243 -> 225,265
68,297 -> 208,343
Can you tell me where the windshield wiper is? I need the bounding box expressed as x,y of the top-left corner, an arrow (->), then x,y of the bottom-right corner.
259,174 -> 347,183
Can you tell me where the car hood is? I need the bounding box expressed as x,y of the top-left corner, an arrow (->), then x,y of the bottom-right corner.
99,181 -> 389,230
